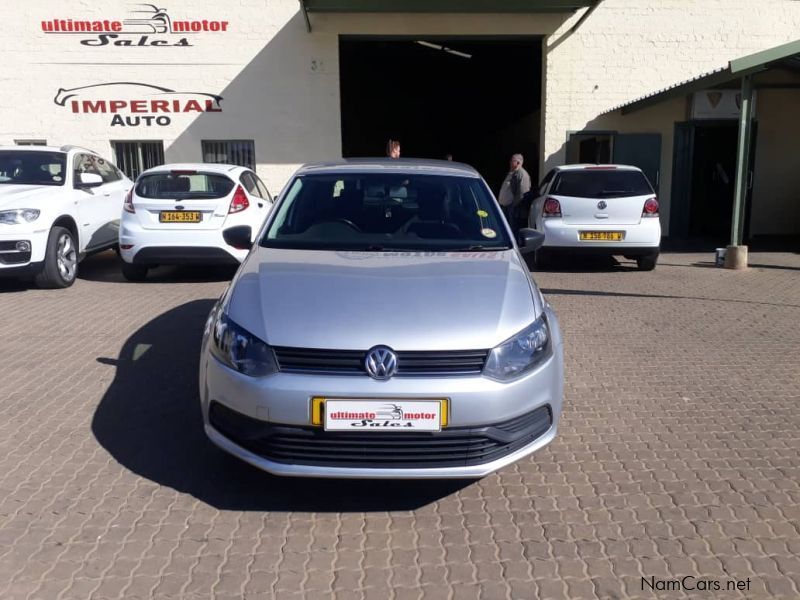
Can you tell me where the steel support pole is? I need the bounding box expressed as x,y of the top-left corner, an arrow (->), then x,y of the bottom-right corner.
730,74 -> 753,247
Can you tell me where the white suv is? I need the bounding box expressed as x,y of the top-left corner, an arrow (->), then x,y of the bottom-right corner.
0,145 -> 131,288
118,163 -> 273,281
528,164 -> 661,270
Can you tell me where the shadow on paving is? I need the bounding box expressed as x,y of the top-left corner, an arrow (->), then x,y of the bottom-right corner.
91,299 -> 470,512
541,287 -> 800,309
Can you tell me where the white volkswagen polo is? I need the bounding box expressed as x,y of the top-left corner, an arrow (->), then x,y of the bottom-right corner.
118,163 -> 273,280
0,145 -> 131,288
528,164 -> 661,270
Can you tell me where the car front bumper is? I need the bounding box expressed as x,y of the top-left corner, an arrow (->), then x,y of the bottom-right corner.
199,307 -> 564,479
0,227 -> 49,275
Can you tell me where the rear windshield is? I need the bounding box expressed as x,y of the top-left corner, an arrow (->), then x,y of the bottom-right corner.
260,173 -> 511,252
551,169 -> 653,199
0,151 -> 66,186
136,172 -> 234,199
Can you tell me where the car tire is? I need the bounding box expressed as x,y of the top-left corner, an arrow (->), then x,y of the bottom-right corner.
121,262 -> 149,282
34,226 -> 78,289
534,248 -> 552,270
636,254 -> 658,271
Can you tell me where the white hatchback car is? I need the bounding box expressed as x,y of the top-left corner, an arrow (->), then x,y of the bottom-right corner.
528,164 -> 661,270
0,145 -> 131,288
119,163 -> 273,280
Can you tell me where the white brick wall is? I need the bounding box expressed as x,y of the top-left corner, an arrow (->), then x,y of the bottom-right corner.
543,0 -> 800,169
2,0 -> 799,230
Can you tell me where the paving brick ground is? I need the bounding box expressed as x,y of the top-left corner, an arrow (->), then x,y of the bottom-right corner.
0,250 -> 798,599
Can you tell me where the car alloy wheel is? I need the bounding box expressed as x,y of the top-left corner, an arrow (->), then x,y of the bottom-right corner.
56,231 -> 77,282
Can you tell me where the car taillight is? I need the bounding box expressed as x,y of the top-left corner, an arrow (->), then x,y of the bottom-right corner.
123,189 -> 135,213
642,197 -> 659,217
228,185 -> 250,214
543,197 -> 562,218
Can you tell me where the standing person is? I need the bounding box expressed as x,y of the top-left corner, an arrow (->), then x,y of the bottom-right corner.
497,153 -> 531,235
386,139 -> 401,159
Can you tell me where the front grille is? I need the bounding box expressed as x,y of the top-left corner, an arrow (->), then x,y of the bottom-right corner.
272,347 -> 489,376
209,401 -> 552,469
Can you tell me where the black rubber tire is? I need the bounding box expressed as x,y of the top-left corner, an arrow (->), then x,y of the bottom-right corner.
34,226 -> 78,289
636,254 -> 658,271
121,262 -> 149,282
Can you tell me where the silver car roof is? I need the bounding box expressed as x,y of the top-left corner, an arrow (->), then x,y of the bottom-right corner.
296,158 -> 482,178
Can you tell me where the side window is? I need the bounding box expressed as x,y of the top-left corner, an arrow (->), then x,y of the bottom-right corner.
255,175 -> 273,202
73,153 -> 101,186
94,156 -> 121,183
538,170 -> 555,196
240,172 -> 261,198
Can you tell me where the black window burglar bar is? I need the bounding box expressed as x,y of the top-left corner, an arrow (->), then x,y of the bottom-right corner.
112,141 -> 165,179
202,140 -> 255,170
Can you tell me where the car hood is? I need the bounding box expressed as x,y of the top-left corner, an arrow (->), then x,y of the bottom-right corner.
0,184 -> 56,208
226,248 -> 541,351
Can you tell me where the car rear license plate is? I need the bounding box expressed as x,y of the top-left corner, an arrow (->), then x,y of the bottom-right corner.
317,398 -> 447,432
160,211 -> 201,223
579,231 -> 624,241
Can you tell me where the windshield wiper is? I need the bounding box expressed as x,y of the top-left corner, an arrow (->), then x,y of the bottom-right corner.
449,245 -> 509,251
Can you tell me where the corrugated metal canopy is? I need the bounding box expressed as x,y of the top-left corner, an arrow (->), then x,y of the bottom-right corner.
609,38 -> 800,115
301,0 -> 595,13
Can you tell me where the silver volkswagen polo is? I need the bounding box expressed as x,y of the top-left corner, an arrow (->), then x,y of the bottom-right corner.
199,159 -> 564,478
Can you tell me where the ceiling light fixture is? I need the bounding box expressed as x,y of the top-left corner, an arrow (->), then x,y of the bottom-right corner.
415,40 -> 472,59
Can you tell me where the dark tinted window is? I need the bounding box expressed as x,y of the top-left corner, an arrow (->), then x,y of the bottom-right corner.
552,169 -> 653,198
538,169 -> 555,195
0,151 -> 66,186
136,172 -> 234,199
262,173 -> 511,251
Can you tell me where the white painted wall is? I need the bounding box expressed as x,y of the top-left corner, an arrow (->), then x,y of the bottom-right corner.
1,0 -> 799,234
543,0 -> 800,169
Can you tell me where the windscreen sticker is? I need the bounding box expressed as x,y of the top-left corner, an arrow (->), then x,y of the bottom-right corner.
481,228 -> 497,239
52,175 -> 63,182
477,210 -> 488,218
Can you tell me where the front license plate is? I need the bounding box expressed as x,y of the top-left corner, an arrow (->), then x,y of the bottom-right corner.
579,231 -> 624,241
321,399 -> 444,432
160,211 -> 201,223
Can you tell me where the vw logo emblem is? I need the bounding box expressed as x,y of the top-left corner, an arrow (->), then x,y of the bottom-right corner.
597,200 -> 607,210
364,346 -> 398,380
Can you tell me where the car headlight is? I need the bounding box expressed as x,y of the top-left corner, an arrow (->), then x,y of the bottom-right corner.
209,310 -> 277,377
0,209 -> 40,225
483,315 -> 552,381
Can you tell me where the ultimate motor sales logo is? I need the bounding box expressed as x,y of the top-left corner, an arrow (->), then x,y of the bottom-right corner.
54,82 -> 223,127
40,4 -> 229,47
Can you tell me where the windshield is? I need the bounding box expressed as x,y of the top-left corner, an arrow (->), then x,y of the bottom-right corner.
0,151 -> 66,186
260,173 -> 511,251
552,169 -> 653,199
136,172 -> 234,200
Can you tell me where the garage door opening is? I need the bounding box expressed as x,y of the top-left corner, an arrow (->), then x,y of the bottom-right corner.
339,37 -> 543,192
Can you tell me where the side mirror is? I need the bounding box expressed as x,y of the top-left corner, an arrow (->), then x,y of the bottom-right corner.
77,172 -> 103,188
517,228 -> 545,253
223,225 -> 253,250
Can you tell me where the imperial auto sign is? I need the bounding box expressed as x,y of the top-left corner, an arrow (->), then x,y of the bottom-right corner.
54,83 -> 223,127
